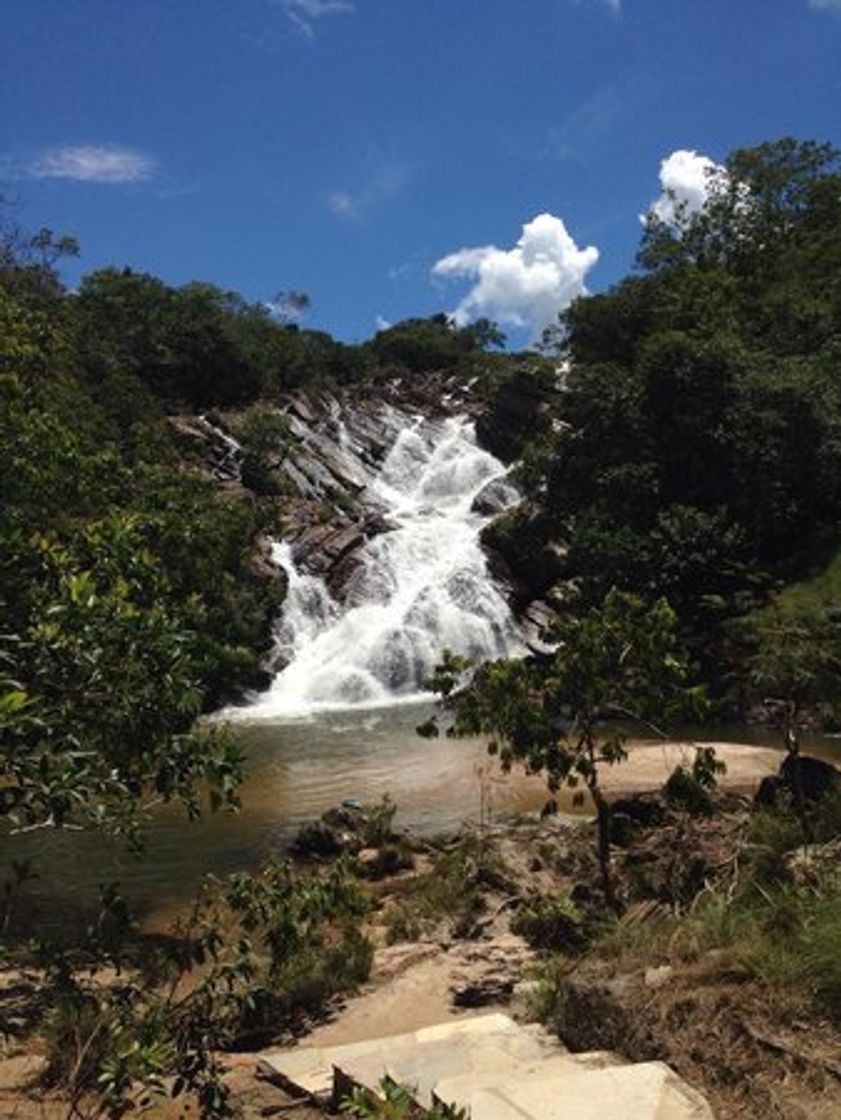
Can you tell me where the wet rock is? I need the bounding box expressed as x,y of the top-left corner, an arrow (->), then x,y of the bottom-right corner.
520,599 -> 559,655
321,803 -> 369,835
292,821 -> 361,858
167,415 -> 242,482
288,394 -> 319,424
471,477 -> 521,517
481,506 -> 566,605
363,512 -> 397,538
292,803 -> 371,858
323,524 -> 366,561
475,369 -> 561,464
326,551 -> 366,601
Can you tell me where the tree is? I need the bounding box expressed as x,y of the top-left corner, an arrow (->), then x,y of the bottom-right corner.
434,590 -> 700,911
0,514 -> 244,841
266,288 -> 310,325
748,607 -> 841,833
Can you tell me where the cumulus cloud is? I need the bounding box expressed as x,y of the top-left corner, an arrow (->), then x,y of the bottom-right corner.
644,149 -> 725,228
375,315 -> 392,332
29,144 -> 156,184
278,0 -> 354,37
432,213 -> 599,341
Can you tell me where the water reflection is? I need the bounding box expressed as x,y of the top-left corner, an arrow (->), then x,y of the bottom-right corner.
3,703 -> 543,934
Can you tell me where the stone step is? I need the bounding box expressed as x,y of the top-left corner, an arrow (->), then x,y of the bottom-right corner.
257,1013 -> 563,1104
257,1013 -> 714,1118
433,1058 -> 714,1120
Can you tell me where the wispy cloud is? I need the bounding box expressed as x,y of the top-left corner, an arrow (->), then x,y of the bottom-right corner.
570,0 -> 622,17
433,213 -> 599,343
26,144 -> 157,184
277,0 -> 354,38
809,0 -> 841,11
326,162 -> 411,220
539,83 -> 622,161
327,189 -> 356,215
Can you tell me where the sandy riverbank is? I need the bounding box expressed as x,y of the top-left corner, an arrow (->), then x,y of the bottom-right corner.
478,739 -> 787,818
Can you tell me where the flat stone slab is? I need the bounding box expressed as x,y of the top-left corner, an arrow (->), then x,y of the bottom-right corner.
257,1014 -> 714,1118
257,1013 -> 558,1102
434,1058 -> 714,1120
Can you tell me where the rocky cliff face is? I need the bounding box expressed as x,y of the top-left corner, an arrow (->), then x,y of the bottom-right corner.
169,369 -> 569,674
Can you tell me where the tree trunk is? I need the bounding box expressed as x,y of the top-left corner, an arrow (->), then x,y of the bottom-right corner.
592,786 -> 620,914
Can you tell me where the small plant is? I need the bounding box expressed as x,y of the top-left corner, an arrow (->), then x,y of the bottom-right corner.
362,794 -> 398,848
664,746 -> 726,817
511,892 -> 587,953
342,1076 -> 470,1119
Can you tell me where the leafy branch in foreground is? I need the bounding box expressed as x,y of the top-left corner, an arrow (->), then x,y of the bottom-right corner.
37,859 -> 371,1120
432,589 -> 704,912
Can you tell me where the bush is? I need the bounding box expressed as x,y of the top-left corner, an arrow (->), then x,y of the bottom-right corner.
37,860 -> 373,1116
511,892 -> 587,953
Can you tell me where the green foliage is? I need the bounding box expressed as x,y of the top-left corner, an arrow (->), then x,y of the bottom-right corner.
39,860 -> 371,1118
384,840 -> 486,943
516,137 -> 841,698
663,746 -> 727,817
230,404 -> 290,494
439,589 -> 701,910
511,892 -> 587,952
342,1077 -> 470,1119
0,220 -> 284,842
367,313 -> 504,374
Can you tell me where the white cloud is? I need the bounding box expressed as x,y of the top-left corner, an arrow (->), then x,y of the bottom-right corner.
810,0 -> 841,11
432,213 -> 599,341
278,0 -> 354,37
375,315 -> 392,332
644,149 -> 725,228
29,144 -> 156,184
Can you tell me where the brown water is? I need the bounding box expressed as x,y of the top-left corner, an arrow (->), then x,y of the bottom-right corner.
7,703 -> 840,937
4,702 -> 544,934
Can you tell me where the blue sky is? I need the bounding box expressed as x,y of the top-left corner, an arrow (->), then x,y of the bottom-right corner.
4,0 -> 841,347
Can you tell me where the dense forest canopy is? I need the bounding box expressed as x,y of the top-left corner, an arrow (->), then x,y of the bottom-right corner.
506,138 -> 841,695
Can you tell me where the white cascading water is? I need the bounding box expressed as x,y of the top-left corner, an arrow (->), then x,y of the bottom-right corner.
242,415 -> 523,718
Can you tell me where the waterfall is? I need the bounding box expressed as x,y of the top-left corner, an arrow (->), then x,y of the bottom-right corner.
241,414 -> 523,718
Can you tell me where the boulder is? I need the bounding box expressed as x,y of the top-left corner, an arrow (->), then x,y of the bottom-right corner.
475,370 -> 560,464
755,753 -> 840,808
471,477 -> 521,517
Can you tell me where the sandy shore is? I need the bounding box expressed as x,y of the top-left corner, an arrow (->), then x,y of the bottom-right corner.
479,739 -> 788,818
